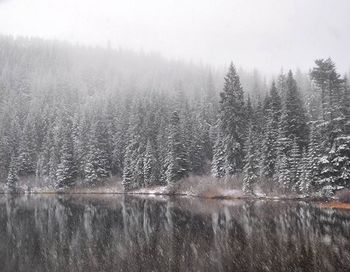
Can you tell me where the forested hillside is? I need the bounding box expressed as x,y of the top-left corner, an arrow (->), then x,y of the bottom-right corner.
0,36 -> 349,196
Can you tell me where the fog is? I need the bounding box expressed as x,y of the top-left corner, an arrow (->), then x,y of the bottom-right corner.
0,0 -> 349,73
1,5 -> 350,272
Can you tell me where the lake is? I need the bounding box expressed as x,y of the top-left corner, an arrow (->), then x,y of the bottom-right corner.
0,195 -> 349,272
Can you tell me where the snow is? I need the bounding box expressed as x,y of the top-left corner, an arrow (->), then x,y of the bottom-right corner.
218,189 -> 245,198
129,186 -> 169,195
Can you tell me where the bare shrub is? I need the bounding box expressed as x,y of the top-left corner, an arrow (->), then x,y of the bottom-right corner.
336,189 -> 350,203
175,174 -> 243,197
17,175 -> 54,192
256,177 -> 276,195
70,176 -> 124,193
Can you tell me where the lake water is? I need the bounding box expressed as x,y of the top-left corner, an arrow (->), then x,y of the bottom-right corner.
0,195 -> 349,272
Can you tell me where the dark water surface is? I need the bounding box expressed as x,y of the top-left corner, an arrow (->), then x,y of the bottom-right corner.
0,195 -> 350,272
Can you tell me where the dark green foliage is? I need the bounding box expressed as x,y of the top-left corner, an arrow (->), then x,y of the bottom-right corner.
342,77 -> 350,133
166,111 -> 189,185
311,59 -> 349,192
18,119 -> 37,176
243,125 -> 259,194
280,71 -> 309,148
290,138 -> 302,190
84,121 -> 111,184
143,140 -> 157,186
184,112 -> 208,175
310,58 -> 344,122
7,154 -> 18,191
211,126 -> 226,178
261,114 -> 278,179
275,151 -> 292,193
307,124 -> 322,189
217,63 -> 245,175
269,81 -> 282,124
261,82 -> 282,179
298,149 -> 312,194
56,125 -> 77,188
122,147 -> 133,191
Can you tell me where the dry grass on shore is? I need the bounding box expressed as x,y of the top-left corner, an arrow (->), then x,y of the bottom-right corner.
319,190 -> 350,210
319,201 -> 350,210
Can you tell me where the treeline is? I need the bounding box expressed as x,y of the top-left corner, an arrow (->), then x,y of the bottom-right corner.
0,36 -> 349,195
214,61 -> 350,196
0,36 -> 219,190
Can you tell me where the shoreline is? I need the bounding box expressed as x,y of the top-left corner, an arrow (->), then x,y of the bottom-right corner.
1,189 -> 350,209
2,186 -> 350,210
0,187 -> 330,200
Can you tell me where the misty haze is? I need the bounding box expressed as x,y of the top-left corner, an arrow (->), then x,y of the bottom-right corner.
0,0 -> 350,271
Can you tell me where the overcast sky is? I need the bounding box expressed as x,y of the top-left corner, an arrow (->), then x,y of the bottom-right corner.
0,0 -> 349,73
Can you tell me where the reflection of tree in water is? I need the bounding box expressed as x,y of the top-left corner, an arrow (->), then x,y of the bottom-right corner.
0,196 -> 350,272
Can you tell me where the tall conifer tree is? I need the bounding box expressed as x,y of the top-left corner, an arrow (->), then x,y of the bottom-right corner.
217,63 -> 245,175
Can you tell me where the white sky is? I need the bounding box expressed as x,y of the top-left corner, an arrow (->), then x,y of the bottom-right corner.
0,0 -> 349,73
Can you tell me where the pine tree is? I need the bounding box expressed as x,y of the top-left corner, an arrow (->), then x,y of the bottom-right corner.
204,71 -> 217,105
166,111 -> 189,185
280,71 -> 308,148
84,149 -> 98,184
311,59 -> 348,193
1,113 -> 21,177
45,119 -> 61,184
310,59 -> 344,152
310,58 -> 344,122
252,99 -> 264,163
218,62 -> 245,175
143,109 -> 161,185
261,82 -> 282,179
36,125 -> 54,180
7,154 -> 18,191
121,100 -> 149,188
72,111 -> 89,179
48,147 -> 59,183
276,151 -> 292,193
276,71 -> 287,99
211,126 -> 226,178
261,114 -> 278,179
298,123 -> 323,195
319,134 -> 350,192
143,140 -> 157,187
269,81 -> 282,124
185,112 -> 207,175
95,117 -> 113,177
84,121 -> 110,184
56,126 -> 77,188
155,106 -> 169,185
84,138 -> 100,184
331,135 -> 350,187
274,124 -> 293,192
246,96 -> 254,124
307,123 -> 322,190
273,71 -> 307,193
242,125 -> 259,194
199,77 -> 217,163
342,76 -> 350,126
17,120 -> 37,176
290,138 -> 302,191
295,150 -> 311,195
122,146 -> 133,191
